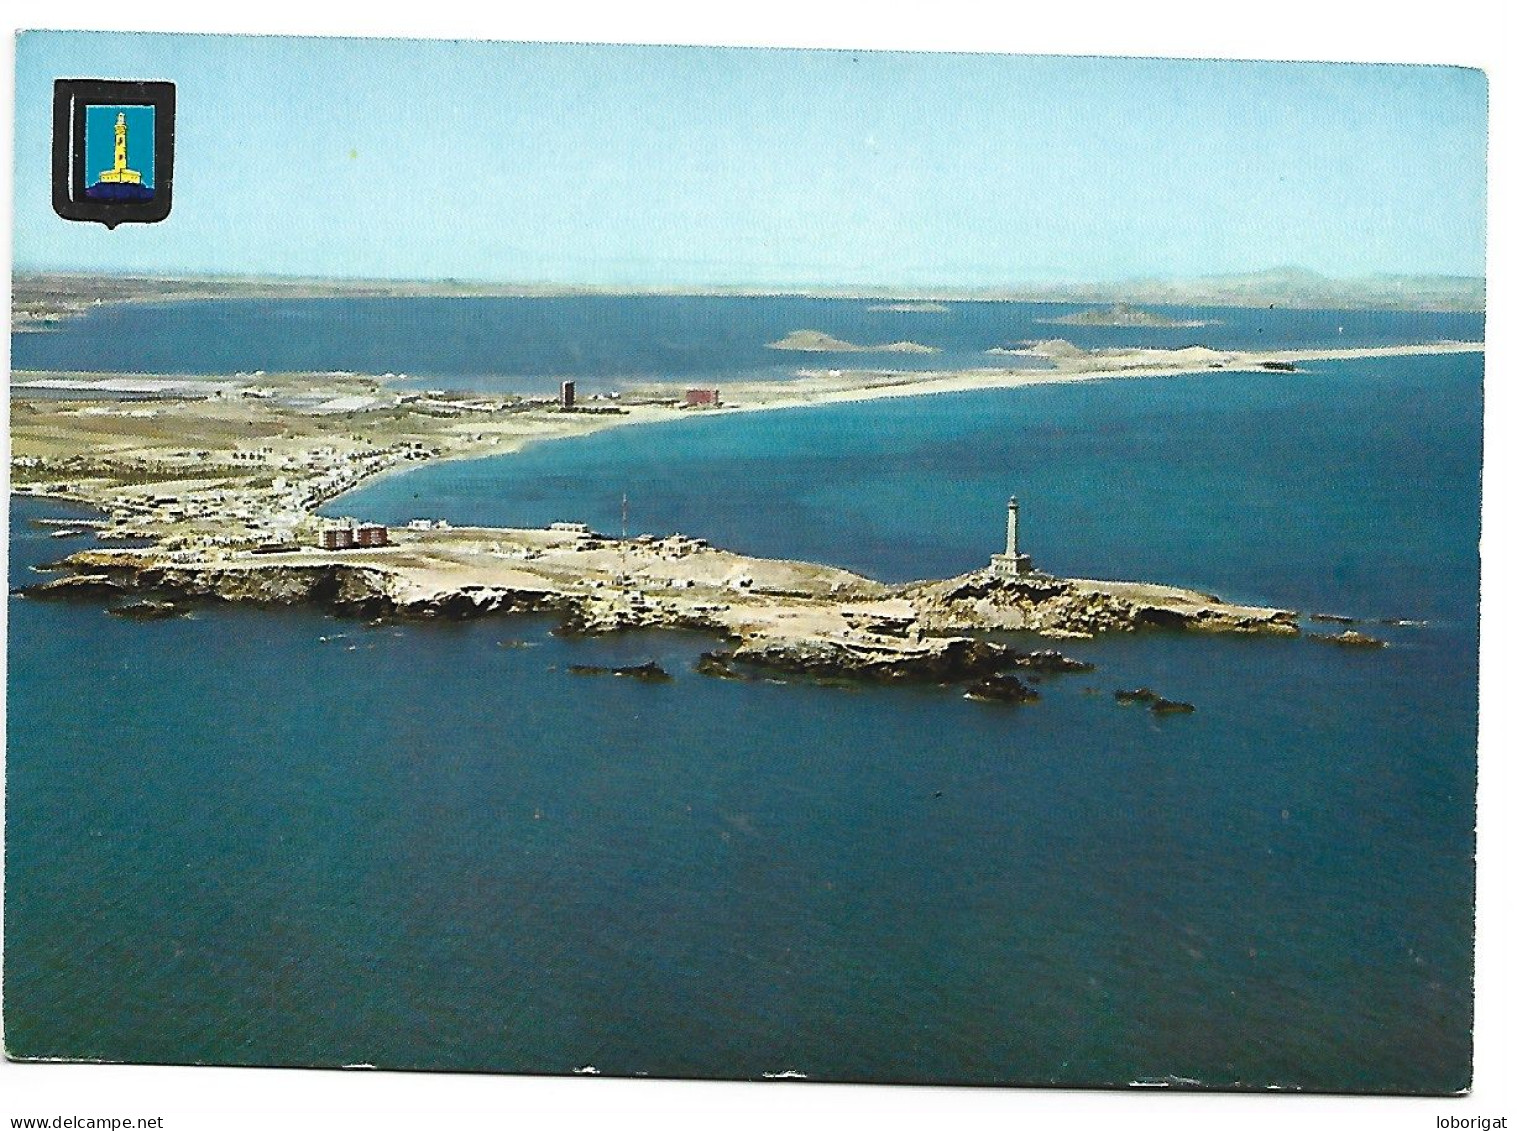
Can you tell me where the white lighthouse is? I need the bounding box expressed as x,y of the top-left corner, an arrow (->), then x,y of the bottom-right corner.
990,495 -> 1034,578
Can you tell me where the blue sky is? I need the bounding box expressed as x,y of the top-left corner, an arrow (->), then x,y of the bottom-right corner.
85,104 -> 155,188
13,31 -> 1488,287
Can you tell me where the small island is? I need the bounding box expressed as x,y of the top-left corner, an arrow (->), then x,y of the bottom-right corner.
766,329 -> 940,353
1040,303 -> 1216,328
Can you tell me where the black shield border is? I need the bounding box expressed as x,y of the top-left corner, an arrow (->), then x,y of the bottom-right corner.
52,78 -> 176,229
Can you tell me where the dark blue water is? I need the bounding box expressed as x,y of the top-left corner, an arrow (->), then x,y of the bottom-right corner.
5,352 -> 1479,1092
12,294 -> 1483,394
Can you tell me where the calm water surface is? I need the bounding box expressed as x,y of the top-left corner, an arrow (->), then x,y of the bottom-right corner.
5,337 -> 1479,1091
12,294 -> 1483,393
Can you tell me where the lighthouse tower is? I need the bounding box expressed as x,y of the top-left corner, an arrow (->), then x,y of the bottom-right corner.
990,496 -> 1035,578
96,113 -> 144,186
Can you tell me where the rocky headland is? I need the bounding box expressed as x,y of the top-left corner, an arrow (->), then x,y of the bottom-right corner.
22,523 -> 1300,695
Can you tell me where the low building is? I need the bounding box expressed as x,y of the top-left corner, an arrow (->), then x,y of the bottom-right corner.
550,521 -> 591,534
320,525 -> 355,551
318,522 -> 388,550
684,388 -> 720,408
355,523 -> 389,547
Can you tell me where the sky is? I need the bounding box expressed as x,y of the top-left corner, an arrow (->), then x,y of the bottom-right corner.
12,30 -> 1488,288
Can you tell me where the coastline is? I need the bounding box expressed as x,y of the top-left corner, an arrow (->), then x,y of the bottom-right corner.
25,521 -> 1300,688
293,339 -> 1486,516
8,340 -> 1485,538
693,340 -> 1485,415
11,337 -> 1464,689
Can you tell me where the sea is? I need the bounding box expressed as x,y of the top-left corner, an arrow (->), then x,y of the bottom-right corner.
10,293 -> 1484,393
4,297 -> 1482,1092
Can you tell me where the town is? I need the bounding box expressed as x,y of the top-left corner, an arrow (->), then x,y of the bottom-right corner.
9,369 -> 729,552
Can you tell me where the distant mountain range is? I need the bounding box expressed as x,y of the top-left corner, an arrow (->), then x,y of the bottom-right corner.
1004,267 -> 1485,314
11,266 -> 1486,315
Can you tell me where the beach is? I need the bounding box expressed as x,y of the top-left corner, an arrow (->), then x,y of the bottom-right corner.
8,334 -> 1473,671
661,339 -> 1486,413
8,338 -> 1485,547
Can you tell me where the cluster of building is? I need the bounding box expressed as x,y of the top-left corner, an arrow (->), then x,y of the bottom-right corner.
318,521 -> 390,550
557,383 -> 718,411
556,381 -> 628,414
18,434 -> 447,549
395,392 -> 509,417
639,532 -> 709,558
89,441 -> 442,539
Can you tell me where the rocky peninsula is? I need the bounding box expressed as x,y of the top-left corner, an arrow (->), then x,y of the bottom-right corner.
24,519 -> 1298,692
11,321 -> 1459,694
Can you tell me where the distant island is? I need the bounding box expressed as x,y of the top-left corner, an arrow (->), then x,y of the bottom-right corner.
9,266 -> 1487,330
1040,303 -> 1216,328
1016,266 -> 1485,315
866,301 -> 950,313
766,329 -> 940,354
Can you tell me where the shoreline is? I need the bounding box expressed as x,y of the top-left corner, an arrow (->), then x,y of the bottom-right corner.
24,523 -> 1301,691
10,339 -> 1483,403
300,339 -> 1485,513
16,339 -> 1464,675
8,340 -> 1484,546
687,340 -> 1484,416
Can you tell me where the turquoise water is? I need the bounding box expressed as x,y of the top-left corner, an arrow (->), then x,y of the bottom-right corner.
5,352 -> 1479,1091
12,294 -> 1482,393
